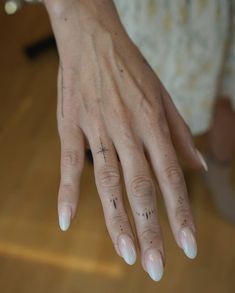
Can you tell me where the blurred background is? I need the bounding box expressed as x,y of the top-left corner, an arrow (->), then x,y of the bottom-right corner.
0,3 -> 235,293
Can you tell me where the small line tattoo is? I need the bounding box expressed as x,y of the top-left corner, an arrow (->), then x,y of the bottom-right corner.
60,64 -> 65,118
109,195 -> 118,209
96,138 -> 109,162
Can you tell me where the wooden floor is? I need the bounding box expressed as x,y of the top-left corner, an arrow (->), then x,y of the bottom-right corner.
0,5 -> 235,293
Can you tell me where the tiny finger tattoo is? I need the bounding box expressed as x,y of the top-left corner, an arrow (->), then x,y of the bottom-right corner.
109,194 -> 118,209
96,137 -> 109,163
181,218 -> 188,227
136,208 -> 155,220
177,195 -> 185,205
60,64 -> 65,118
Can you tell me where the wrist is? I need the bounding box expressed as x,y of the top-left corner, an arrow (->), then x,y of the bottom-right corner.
44,0 -> 118,23
44,0 -> 108,16
43,0 -> 73,16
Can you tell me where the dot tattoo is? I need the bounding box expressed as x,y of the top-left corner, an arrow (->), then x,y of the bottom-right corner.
96,138 -> 109,163
136,208 -> 155,220
181,218 -> 188,227
177,195 -> 185,205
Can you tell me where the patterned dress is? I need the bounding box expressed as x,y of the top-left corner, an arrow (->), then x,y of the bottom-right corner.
114,0 -> 235,134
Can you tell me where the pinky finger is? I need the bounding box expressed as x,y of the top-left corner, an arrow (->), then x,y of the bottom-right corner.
161,86 -> 208,171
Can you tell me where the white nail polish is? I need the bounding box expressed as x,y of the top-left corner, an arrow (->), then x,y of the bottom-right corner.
118,234 -> 136,265
145,249 -> 164,282
179,227 -> 197,259
196,149 -> 208,172
59,206 -> 71,231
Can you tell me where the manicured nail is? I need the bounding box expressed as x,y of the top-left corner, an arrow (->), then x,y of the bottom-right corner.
196,149 -> 208,171
179,227 -> 197,259
59,206 -> 71,231
118,234 -> 136,265
145,249 -> 164,282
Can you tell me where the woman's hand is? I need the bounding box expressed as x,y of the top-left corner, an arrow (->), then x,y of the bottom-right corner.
45,0 -> 206,281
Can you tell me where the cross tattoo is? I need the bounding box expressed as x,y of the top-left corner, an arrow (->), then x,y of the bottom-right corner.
96,138 -> 109,162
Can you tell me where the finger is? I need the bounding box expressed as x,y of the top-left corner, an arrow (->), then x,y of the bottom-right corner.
58,124 -> 85,231
139,99 -> 198,259
57,67 -> 85,231
106,108 -> 165,281
160,85 -> 208,171
86,123 -> 137,265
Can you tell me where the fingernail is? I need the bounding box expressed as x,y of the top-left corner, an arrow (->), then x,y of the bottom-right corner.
118,234 -> 136,265
59,206 -> 71,231
179,227 -> 197,259
145,249 -> 164,282
196,149 -> 208,172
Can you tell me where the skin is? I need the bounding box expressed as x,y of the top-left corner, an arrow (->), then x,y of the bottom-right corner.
44,0 -> 205,279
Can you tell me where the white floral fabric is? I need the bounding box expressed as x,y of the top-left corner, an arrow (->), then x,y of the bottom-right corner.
114,0 -> 235,134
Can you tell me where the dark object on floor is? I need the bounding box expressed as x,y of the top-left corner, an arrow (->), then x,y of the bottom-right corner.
24,35 -> 57,60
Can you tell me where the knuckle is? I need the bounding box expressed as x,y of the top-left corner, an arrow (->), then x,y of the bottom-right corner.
108,213 -> 129,228
140,228 -> 161,243
98,165 -> 120,189
130,176 -> 154,198
175,204 -> 190,221
62,149 -> 80,167
162,163 -> 184,186
61,183 -> 73,192
60,183 -> 74,195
